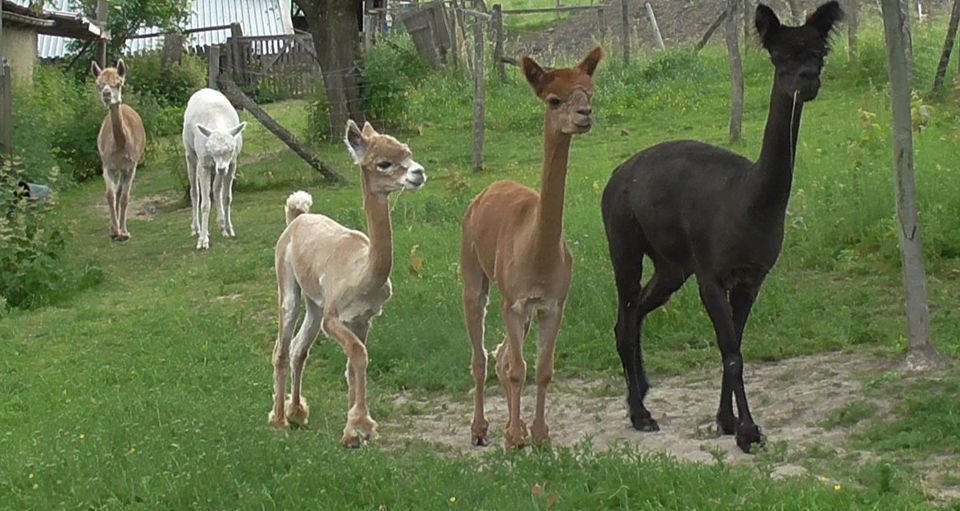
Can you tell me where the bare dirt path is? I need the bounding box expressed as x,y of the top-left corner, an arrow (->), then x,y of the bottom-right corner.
385,351 -> 958,501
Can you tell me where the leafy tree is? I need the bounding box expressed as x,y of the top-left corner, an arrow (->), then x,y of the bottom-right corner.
71,0 -> 190,61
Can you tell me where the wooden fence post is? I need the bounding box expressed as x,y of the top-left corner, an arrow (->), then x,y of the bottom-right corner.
598,7 -> 606,44
208,45 -> 221,89
493,4 -> 505,82
96,0 -> 108,66
473,15 -> 485,170
644,2 -> 665,50
0,60 -> 11,155
620,0 -> 630,64
725,0 -> 743,142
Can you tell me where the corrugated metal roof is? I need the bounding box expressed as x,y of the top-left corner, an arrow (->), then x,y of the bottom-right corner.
33,0 -> 293,59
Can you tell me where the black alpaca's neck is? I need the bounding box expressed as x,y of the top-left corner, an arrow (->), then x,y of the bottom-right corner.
752,84 -> 804,212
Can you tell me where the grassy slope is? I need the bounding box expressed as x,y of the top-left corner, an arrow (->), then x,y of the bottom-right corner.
1,16 -> 959,510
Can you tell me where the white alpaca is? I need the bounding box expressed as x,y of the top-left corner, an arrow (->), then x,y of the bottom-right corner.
182,88 -> 247,250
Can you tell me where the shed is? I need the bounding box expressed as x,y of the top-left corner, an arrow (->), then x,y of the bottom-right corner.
0,0 -> 103,79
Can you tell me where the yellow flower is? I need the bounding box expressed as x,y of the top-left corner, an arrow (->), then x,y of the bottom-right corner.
834,483 -> 843,492
448,496 -> 457,504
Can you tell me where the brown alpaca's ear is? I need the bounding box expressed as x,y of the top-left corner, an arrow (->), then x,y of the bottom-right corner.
577,46 -> 603,77
91,60 -> 102,78
521,56 -> 546,94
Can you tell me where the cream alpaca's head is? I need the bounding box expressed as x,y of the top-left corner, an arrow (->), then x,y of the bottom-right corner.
196,123 -> 247,174
345,120 -> 426,195
91,60 -> 127,106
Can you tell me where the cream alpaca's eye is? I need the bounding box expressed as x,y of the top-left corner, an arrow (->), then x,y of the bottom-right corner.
376,161 -> 392,171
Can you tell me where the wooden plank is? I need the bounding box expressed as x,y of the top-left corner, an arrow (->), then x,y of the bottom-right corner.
501,5 -> 596,14
208,44 -> 221,89
472,15 -> 484,170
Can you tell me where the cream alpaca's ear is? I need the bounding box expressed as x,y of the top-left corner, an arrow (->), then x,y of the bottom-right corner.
344,119 -> 367,163
91,60 -> 102,78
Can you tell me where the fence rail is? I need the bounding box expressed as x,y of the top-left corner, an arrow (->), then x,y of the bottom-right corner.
224,32 -> 321,100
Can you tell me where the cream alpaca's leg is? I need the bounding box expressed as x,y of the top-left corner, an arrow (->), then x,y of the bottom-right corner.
531,305 -> 564,445
269,261 -> 300,428
186,150 -> 199,236
103,168 -> 119,239
213,171 -> 224,234
116,168 -> 135,241
345,320 -> 371,410
323,311 -> 377,448
221,163 -> 236,237
462,250 -> 491,446
196,168 -> 212,250
499,304 -> 530,449
287,299 -> 324,426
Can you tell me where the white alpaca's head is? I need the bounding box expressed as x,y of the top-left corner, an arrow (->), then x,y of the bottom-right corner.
197,122 -> 247,174
91,60 -> 126,106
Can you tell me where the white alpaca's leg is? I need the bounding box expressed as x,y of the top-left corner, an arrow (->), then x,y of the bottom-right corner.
213,171 -> 224,233
269,257 -> 300,428
197,167 -> 212,250
222,162 -> 236,237
287,299 -> 324,426
186,150 -> 199,236
103,167 -> 119,239
116,167 -> 136,241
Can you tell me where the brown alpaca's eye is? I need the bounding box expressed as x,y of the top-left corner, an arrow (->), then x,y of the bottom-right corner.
548,97 -> 561,108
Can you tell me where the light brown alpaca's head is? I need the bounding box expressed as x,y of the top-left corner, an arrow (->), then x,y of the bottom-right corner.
91,60 -> 127,106
521,46 -> 602,135
344,120 -> 426,195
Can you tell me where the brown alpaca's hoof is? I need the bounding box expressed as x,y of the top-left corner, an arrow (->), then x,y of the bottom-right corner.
735,422 -> 764,453
471,418 -> 490,447
472,435 -> 492,447
503,421 -> 528,450
531,419 -> 550,446
342,433 -> 362,448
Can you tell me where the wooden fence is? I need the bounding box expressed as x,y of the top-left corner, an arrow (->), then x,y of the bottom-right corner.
0,59 -> 11,155
223,32 -> 321,100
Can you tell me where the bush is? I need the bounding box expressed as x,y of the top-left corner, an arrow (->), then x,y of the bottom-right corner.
360,31 -> 432,127
124,52 -> 207,109
0,156 -> 103,309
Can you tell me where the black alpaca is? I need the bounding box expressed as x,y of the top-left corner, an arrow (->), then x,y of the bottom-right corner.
601,1 -> 842,453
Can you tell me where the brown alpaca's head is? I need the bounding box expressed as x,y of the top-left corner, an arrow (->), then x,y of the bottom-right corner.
344,120 -> 426,195
91,60 -> 127,106
521,46 -> 602,135
756,1 -> 843,102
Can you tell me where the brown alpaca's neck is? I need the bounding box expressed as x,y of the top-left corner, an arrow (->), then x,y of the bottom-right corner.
359,172 -> 393,290
109,103 -> 128,148
752,84 -> 804,212
532,122 -> 572,259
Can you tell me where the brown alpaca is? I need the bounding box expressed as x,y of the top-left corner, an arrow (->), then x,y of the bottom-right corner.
461,47 -> 602,449
92,60 -> 146,241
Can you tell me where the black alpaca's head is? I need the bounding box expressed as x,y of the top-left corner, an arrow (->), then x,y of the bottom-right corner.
756,1 -> 843,102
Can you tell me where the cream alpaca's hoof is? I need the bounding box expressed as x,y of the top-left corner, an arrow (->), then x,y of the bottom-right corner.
341,416 -> 377,448
285,398 -> 309,427
267,410 -> 288,429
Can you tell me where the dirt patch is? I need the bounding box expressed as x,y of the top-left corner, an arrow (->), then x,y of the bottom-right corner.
384,352 -> 956,501
93,193 -> 183,220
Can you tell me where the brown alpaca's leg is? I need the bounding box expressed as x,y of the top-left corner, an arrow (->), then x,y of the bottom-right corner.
269,260 -> 300,428
531,305 -> 564,445
323,310 -> 377,448
462,245 -> 491,446
116,168 -> 135,241
103,168 -> 119,239
499,304 -> 530,450
287,299 -> 323,427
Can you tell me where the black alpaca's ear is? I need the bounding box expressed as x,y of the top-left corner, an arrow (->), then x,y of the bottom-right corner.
805,1 -> 844,39
755,4 -> 781,49
521,56 -> 546,94
577,46 -> 603,77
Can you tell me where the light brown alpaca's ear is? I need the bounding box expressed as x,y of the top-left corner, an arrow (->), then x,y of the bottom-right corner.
91,60 -> 102,78
577,46 -> 603,77
361,121 -> 378,138
521,56 -> 546,94
116,59 -> 126,78
345,119 -> 367,163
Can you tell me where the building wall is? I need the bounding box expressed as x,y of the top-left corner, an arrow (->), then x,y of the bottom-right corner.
0,25 -> 38,81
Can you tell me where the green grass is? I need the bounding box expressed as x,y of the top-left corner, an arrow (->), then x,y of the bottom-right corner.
1,12 -> 960,509
499,0 -> 598,32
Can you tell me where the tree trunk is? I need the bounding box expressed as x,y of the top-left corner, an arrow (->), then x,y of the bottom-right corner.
899,0 -> 914,84
785,0 -> 804,24
296,0 -> 366,139
725,0 -> 744,142
879,0 -> 947,371
845,0 -> 859,64
932,0 -> 960,94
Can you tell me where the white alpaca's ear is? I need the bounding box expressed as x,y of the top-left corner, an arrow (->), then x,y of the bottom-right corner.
344,119 -> 367,164
229,122 -> 247,137
196,124 -> 213,137
91,60 -> 102,78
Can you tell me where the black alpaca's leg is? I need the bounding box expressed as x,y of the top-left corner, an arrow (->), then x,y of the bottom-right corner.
715,285 -> 760,435
698,279 -> 762,453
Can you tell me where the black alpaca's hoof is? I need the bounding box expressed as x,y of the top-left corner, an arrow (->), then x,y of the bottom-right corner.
630,414 -> 660,432
716,412 -> 737,436
735,422 -> 764,453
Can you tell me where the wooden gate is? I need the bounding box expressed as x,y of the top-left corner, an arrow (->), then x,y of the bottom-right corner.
225,33 -> 321,100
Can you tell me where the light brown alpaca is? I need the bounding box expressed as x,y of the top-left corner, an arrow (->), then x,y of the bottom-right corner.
92,60 -> 146,241
268,120 -> 426,447
461,46 -> 602,449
